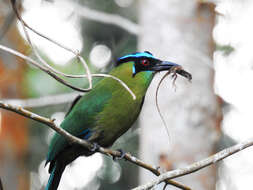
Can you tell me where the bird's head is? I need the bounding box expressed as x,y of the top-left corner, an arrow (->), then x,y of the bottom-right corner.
116,51 -> 180,77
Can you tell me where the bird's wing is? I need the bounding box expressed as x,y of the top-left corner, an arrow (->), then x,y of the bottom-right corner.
46,85 -> 112,164
64,94 -> 82,118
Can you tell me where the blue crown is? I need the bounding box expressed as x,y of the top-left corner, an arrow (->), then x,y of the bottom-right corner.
117,51 -> 154,65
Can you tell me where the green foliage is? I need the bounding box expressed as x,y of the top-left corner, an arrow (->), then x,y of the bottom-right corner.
216,44 -> 235,56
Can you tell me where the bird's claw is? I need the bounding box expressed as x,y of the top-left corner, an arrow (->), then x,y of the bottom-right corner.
91,143 -> 100,152
113,149 -> 126,161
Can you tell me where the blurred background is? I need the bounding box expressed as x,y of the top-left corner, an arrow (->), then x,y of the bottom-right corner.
0,0 -> 253,189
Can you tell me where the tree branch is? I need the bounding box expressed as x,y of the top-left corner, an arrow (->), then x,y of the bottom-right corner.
133,137 -> 253,190
0,44 -> 136,100
5,1 -> 187,189
0,101 -> 190,190
0,44 -> 88,92
10,0 -> 93,92
9,0 -> 136,99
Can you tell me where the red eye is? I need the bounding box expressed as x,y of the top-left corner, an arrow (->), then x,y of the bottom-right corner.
141,59 -> 149,66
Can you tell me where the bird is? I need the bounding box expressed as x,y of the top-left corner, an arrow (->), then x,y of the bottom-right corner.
45,51 -> 182,190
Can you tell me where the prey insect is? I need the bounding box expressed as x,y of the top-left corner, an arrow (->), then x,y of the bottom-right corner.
155,65 -> 192,143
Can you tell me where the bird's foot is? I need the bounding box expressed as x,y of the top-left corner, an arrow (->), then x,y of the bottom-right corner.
91,143 -> 100,152
113,149 -> 126,161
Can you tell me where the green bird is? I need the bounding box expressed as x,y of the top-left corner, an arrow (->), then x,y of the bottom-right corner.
45,51 -> 185,190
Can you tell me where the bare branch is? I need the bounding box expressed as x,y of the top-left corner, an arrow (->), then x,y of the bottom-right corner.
8,0 -> 136,99
18,12 -> 95,91
71,2 -> 139,35
21,20 -> 93,86
0,101 -> 189,190
133,137 -> 253,190
0,44 -> 136,99
0,44 -> 89,92
10,0 -> 93,92
10,0 -> 77,55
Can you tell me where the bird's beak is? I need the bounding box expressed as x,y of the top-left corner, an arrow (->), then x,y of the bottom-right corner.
151,61 -> 180,72
151,60 -> 192,81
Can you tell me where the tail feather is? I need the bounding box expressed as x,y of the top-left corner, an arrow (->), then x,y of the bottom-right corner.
45,162 -> 66,190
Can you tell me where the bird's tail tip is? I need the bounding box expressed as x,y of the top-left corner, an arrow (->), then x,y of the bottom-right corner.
45,162 -> 65,190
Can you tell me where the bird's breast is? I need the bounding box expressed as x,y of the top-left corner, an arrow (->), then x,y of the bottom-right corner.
94,90 -> 143,147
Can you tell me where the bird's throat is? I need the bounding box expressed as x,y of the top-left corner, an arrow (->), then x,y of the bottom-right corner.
109,62 -> 154,98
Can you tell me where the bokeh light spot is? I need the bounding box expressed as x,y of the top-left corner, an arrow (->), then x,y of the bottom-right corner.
18,0 -> 82,65
89,44 -> 112,69
39,154 -> 103,190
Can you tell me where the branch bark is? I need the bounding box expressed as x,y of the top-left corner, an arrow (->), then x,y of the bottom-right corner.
0,101 -> 190,190
133,138 -> 253,190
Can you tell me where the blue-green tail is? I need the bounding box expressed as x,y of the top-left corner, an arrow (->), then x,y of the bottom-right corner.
45,162 -> 66,190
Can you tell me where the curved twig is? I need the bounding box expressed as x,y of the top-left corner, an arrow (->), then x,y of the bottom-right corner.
9,0 -> 136,99
0,44 -> 136,99
11,0 -> 93,92
0,44 -> 88,92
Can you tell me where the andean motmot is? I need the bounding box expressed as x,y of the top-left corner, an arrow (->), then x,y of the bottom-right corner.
45,51 -> 190,190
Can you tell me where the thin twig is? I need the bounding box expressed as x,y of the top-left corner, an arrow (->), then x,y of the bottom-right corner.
20,18 -> 93,84
10,0 -> 77,55
0,44 -> 88,92
11,0 -> 93,92
133,137 -> 253,190
8,0 -> 136,99
0,44 -> 136,99
0,101 -> 189,190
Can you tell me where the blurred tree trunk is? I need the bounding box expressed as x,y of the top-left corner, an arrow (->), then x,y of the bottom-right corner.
0,1 -> 29,190
138,1 -> 222,189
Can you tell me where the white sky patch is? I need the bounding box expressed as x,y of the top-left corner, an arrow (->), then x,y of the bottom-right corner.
215,0 -> 253,139
215,0 -> 253,189
97,160 -> 122,184
89,44 -> 112,69
18,0 -> 82,65
40,111 -> 103,190
40,154 -> 103,190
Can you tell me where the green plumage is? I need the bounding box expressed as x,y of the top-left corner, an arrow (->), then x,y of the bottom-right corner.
45,51 -> 181,190
47,62 -> 153,165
